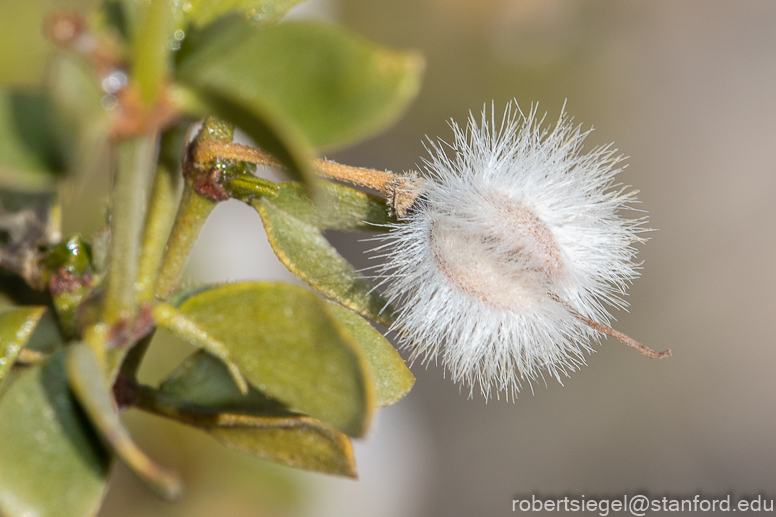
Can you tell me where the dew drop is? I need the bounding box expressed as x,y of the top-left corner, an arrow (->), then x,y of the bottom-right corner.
102,70 -> 127,94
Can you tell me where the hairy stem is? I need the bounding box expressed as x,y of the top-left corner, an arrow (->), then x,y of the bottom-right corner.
194,140 -> 423,216
154,181 -> 216,300
153,118 -> 234,299
104,135 -> 156,323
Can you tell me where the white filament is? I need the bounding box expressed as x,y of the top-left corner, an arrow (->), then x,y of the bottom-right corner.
372,103 -> 647,399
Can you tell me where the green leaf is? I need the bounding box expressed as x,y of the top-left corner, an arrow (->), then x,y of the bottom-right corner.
180,21 -> 423,150
326,302 -> 413,406
0,90 -> 65,191
174,282 -> 376,436
66,344 -> 183,500
153,302 -> 249,394
145,350 -> 356,477
174,14 -> 254,79
0,350 -> 110,517
183,0 -> 306,27
207,418 -> 356,477
46,54 -> 110,181
0,307 -> 46,386
159,350 -> 283,411
175,17 -> 316,187
253,196 -> 394,326
269,181 -> 395,230
193,87 -> 317,187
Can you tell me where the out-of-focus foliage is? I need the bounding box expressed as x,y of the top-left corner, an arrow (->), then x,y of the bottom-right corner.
0,0 -> 422,514
0,350 -> 110,517
179,21 -> 423,150
0,0 -> 101,87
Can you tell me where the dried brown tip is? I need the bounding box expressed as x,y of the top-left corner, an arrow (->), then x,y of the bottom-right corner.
550,294 -> 671,360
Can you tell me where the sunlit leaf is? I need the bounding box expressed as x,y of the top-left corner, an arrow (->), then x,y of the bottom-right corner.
179,21 -> 423,150
174,282 -> 376,436
183,0 -> 306,27
0,350 -> 110,517
153,302 -> 249,394
254,197 -> 393,326
146,350 -> 356,476
0,307 -> 46,386
326,302 -> 413,406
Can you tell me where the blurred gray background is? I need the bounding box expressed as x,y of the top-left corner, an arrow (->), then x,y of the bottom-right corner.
98,1 -> 776,516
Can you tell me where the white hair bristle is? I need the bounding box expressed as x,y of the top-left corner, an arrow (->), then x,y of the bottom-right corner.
372,102 -> 648,400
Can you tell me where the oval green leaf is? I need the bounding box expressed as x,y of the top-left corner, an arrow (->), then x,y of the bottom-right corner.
254,197 -> 394,326
326,302 -> 413,407
153,302 -> 249,394
147,350 -> 356,477
159,350 -> 284,411
175,282 -> 376,436
0,350 -> 110,517
66,344 -> 183,500
207,416 -> 357,477
180,21 -> 423,150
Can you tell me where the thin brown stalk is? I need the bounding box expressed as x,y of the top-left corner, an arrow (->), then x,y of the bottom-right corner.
550,294 -> 671,359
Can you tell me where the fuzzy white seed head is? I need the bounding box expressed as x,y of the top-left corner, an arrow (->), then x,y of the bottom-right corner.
372,103 -> 647,399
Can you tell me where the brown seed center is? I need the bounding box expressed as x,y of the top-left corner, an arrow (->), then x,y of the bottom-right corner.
430,196 -> 562,310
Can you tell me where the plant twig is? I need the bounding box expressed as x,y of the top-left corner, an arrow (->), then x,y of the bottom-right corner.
104,134 -> 156,323
137,165 -> 181,302
153,181 -> 216,300
154,118 -> 233,299
194,140 -> 423,216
